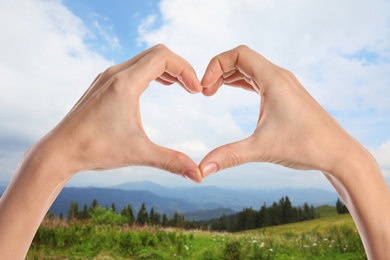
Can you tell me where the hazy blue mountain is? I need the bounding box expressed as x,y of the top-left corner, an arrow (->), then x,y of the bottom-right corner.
3,180 -> 338,220
111,181 -> 338,210
49,187 -> 199,217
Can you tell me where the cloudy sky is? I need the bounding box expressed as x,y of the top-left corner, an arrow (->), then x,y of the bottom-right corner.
0,0 -> 389,191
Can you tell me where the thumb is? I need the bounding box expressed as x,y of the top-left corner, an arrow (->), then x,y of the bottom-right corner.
143,143 -> 202,183
199,136 -> 258,178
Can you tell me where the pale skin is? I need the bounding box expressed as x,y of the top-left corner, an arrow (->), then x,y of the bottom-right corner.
0,44 -> 388,259
199,45 -> 390,259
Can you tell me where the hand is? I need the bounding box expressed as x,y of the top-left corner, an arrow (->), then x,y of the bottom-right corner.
199,46 -> 390,258
37,44 -> 203,182
199,45 -> 360,178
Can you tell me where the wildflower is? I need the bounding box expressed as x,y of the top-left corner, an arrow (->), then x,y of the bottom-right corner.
269,248 -> 273,252
260,242 -> 265,248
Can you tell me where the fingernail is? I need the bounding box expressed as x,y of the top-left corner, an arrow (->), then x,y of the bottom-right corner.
202,162 -> 218,178
183,170 -> 200,183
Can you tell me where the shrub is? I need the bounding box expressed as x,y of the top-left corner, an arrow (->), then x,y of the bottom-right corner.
223,240 -> 242,260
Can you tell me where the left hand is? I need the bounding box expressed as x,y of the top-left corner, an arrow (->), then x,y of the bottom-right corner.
36,44 -> 203,182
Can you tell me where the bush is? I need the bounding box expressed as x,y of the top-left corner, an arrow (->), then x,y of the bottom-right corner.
118,231 -> 141,256
90,206 -> 126,226
223,240 -> 242,260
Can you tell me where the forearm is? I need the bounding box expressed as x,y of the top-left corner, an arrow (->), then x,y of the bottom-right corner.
324,143 -> 390,260
0,144 -> 72,259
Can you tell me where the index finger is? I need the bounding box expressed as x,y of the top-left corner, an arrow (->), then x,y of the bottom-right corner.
127,44 -> 202,95
201,45 -> 278,96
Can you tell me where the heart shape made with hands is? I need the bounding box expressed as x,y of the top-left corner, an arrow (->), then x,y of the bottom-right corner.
133,45 -> 271,184
143,45 -> 337,183
78,45 -> 332,185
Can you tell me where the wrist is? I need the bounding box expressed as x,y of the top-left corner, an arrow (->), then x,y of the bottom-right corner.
28,133 -> 78,183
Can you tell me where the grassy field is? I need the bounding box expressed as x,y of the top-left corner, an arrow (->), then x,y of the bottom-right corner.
27,213 -> 366,259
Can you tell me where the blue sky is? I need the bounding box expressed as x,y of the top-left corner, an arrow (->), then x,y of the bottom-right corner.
0,0 -> 389,190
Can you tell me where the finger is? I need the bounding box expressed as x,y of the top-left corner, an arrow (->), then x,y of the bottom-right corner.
202,72 -> 257,96
76,44 -> 201,109
223,70 -> 259,93
155,77 -> 175,86
199,136 -> 259,178
201,45 -> 276,96
128,44 -> 202,94
202,76 -> 223,96
156,71 -> 193,90
142,142 -> 202,183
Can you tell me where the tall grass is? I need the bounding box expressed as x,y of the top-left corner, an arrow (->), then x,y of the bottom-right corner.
27,214 -> 366,259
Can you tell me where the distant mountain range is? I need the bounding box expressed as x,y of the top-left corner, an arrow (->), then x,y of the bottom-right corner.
0,181 -> 339,221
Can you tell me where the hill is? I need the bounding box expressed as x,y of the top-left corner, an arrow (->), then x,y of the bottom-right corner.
0,181 -> 340,219
241,213 -> 356,235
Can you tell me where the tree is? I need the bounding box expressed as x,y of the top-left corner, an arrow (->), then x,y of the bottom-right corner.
90,206 -> 126,225
171,211 -> 185,227
111,203 -> 116,213
149,207 -> 161,225
67,201 -> 79,221
121,204 -> 134,225
149,207 -> 155,225
336,198 -> 349,214
258,203 -> 271,228
80,203 -> 89,219
162,214 -> 168,227
136,203 -> 149,225
280,196 -> 294,223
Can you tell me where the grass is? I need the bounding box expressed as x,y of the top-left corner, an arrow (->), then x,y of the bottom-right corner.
314,205 -> 338,218
27,213 -> 366,259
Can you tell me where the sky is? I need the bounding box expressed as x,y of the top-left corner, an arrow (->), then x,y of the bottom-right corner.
0,0 -> 389,191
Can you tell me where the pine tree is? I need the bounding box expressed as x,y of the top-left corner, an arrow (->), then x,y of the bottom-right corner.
136,203 -> 148,225
281,196 -> 294,223
336,198 -> 349,214
120,204 -> 134,225
149,207 -> 155,225
67,201 -> 79,221
162,214 -> 168,227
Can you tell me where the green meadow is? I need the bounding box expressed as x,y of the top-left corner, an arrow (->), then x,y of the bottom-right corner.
27,213 -> 366,259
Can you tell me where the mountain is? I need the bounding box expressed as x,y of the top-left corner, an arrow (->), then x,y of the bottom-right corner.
49,187 -> 198,217
2,181 -> 339,220
112,181 -> 339,209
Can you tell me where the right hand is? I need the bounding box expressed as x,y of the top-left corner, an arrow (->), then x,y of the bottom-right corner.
199,45 -> 362,179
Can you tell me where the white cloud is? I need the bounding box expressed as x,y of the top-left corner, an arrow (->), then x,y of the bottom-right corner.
371,140 -> 390,173
136,0 -> 390,188
1,0 -> 389,190
0,0 -> 112,180
90,12 -> 121,51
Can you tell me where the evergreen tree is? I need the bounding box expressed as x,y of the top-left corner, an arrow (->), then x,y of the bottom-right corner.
269,202 -> 282,226
120,204 -> 134,225
281,196 -> 294,223
67,201 -> 79,221
162,214 -> 168,227
171,211 -> 185,227
258,203 -> 271,228
336,198 -> 349,214
149,207 -> 155,225
111,202 -> 116,213
154,212 -> 161,226
80,203 -> 89,219
136,203 -> 149,225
